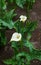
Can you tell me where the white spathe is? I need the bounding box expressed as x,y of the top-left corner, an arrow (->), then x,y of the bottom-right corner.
10,32 -> 22,42
20,15 -> 27,22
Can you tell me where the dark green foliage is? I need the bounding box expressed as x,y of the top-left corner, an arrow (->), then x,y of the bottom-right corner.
3,19 -> 40,65
0,0 -> 16,46
0,9 -> 16,29
0,0 -> 41,65
8,0 -> 35,9
0,30 -> 6,46
4,50 -> 41,65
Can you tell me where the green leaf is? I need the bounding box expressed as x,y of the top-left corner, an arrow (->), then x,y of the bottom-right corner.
16,52 -> 31,65
30,21 -> 37,32
11,41 -> 18,51
13,20 -> 26,33
3,59 -> 13,65
16,52 -> 27,60
27,33 -> 32,40
16,0 -> 26,8
25,21 -> 37,33
27,0 -> 35,3
13,20 -> 22,32
0,9 -> 16,29
0,0 -> 6,10
31,50 -> 41,61
10,0 -> 14,3
16,0 -> 35,8
0,19 -> 14,29
24,40 -> 34,52
26,0 -> 36,10
16,52 -> 26,57
32,0 -> 35,3
4,9 -> 16,20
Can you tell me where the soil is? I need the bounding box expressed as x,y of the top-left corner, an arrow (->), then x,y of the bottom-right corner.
0,0 -> 41,65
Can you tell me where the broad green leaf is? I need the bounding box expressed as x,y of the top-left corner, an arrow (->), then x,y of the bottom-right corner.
16,52 -> 31,65
27,33 -> 32,40
10,0 -> 14,3
16,52 -> 27,60
4,59 -> 13,65
0,0 -> 6,10
4,9 -> 16,20
0,19 -> 14,29
0,9 -> 16,29
24,40 -> 34,52
16,0 -> 26,8
11,41 -> 18,51
32,0 -> 35,3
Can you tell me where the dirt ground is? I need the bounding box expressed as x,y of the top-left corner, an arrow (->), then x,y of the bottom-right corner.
0,0 -> 41,65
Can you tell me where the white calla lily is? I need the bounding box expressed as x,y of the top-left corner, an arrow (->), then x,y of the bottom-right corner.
20,15 -> 27,22
10,32 -> 22,42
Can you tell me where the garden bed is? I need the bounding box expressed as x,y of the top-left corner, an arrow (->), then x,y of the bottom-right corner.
0,0 -> 41,65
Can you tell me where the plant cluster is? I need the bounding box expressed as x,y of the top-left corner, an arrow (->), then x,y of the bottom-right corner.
0,0 -> 16,46
8,0 -> 35,9
4,15 -> 41,65
0,0 -> 41,65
